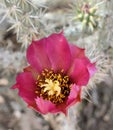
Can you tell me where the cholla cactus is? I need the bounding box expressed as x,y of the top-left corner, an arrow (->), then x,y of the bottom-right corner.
71,0 -> 105,32
0,0 -> 46,48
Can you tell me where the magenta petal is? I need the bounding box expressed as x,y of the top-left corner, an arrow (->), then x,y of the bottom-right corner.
35,97 -> 68,115
46,32 -> 71,72
68,59 -> 90,86
52,103 -> 68,115
35,97 -> 56,114
12,72 -> 36,106
27,39 -> 51,73
66,84 -> 80,108
69,44 -> 85,59
87,63 -> 97,77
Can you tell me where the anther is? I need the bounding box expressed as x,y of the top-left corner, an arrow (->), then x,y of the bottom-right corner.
35,69 -> 71,104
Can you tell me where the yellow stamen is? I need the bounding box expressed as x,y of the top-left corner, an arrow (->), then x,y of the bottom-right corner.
35,69 -> 70,104
41,79 -> 61,96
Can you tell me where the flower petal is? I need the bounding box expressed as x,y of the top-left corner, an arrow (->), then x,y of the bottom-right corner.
35,97 -> 56,114
27,38 -> 51,73
46,32 -> 71,72
66,84 -> 81,108
87,63 -> 97,77
69,44 -> 85,59
35,97 -> 68,115
12,72 -> 36,106
68,58 -> 90,86
24,65 -> 38,79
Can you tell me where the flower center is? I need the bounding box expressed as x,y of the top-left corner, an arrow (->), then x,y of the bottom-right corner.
35,69 -> 71,104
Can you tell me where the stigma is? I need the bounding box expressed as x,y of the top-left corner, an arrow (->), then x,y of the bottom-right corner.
41,79 -> 61,96
35,69 -> 71,104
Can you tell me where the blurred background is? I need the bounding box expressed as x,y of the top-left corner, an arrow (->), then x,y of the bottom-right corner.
0,0 -> 113,130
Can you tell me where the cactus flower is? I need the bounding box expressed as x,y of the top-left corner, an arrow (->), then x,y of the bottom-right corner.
12,32 -> 96,115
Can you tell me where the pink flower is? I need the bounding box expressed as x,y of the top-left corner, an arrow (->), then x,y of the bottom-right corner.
12,32 -> 96,115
